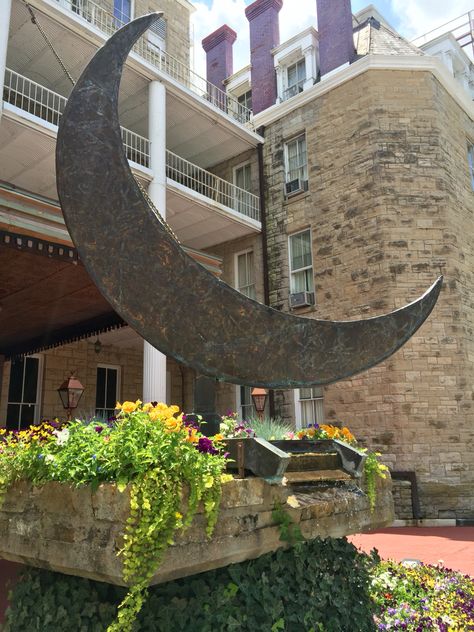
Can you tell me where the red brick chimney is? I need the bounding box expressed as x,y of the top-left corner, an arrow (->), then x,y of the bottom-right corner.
245,0 -> 283,114
316,0 -> 356,77
202,25 -> 237,92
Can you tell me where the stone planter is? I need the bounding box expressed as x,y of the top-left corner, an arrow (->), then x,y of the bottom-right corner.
0,475 -> 394,587
271,439 -> 367,477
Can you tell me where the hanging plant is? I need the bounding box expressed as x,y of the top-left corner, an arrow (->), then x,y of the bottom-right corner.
0,403 -> 229,632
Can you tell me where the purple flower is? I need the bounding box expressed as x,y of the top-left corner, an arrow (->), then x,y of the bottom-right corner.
94,425 -> 104,433
196,437 -> 218,455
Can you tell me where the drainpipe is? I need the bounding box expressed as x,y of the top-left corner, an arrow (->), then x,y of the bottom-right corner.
257,127 -> 275,418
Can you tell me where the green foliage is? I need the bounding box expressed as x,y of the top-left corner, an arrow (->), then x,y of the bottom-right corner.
246,416 -> 294,441
0,403 -> 227,632
272,502 -> 303,545
363,452 -> 388,512
5,537 -> 377,632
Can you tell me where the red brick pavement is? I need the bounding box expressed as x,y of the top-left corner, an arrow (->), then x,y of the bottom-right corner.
349,527 -> 474,577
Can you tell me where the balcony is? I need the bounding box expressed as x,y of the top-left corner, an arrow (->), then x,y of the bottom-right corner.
282,79 -> 305,101
1,69 -> 261,247
40,0 -> 252,126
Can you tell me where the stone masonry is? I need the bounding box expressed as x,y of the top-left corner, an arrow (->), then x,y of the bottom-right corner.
262,68 -> 474,519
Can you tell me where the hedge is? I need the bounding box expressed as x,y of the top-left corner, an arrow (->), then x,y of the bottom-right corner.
5,537 -> 376,632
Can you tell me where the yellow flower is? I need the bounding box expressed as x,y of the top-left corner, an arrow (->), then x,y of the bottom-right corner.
115,401 -> 122,410
142,403 -> 153,412
175,512 -> 183,520
121,401 -> 138,414
213,433 -> 224,442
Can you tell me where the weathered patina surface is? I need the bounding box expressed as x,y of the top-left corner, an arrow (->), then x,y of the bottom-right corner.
55,14 -> 442,389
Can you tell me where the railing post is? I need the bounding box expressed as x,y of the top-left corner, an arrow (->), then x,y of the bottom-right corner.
0,0 -> 12,123
143,79 -> 168,405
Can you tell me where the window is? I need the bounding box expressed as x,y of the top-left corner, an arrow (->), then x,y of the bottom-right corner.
235,250 -> 256,300
285,135 -> 307,194
289,229 -> 314,293
237,385 -> 254,420
113,0 -> 131,25
233,162 -> 252,216
148,15 -> 167,51
95,365 -> 120,419
296,387 -> 324,429
468,143 -> 474,190
6,356 -> 42,431
285,59 -> 306,100
237,90 -> 252,112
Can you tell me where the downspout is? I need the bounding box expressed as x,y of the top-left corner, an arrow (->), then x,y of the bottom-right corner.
257,126 -> 276,418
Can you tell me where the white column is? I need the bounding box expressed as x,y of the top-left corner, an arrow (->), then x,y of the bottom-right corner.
0,0 -> 12,123
143,80 -> 167,404
303,46 -> 315,90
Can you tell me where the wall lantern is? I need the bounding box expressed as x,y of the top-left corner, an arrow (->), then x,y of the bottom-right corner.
57,374 -> 85,420
251,387 -> 268,420
94,338 -> 102,354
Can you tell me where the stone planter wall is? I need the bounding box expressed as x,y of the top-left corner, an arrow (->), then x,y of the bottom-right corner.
0,475 -> 393,586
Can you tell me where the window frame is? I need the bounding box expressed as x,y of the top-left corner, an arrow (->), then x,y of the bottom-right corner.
113,0 -> 133,24
285,58 -> 306,99
468,142 -> 474,191
284,133 -> 308,193
234,248 -> 256,301
294,386 -> 324,430
95,363 -> 121,420
6,354 -> 43,430
288,227 -> 314,295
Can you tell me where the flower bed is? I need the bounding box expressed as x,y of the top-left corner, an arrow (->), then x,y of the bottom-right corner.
371,559 -> 474,631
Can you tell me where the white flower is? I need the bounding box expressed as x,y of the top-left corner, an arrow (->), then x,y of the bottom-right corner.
53,428 -> 70,446
45,454 -> 55,464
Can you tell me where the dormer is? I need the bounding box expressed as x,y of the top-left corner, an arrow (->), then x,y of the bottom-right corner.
273,28 -> 319,104
418,33 -> 474,100
226,65 -> 253,120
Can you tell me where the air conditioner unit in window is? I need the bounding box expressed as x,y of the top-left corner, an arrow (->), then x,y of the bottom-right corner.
285,178 -> 308,195
289,291 -> 315,309
148,17 -> 167,50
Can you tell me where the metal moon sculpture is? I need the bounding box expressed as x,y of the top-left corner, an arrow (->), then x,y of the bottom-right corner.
56,14 -> 442,389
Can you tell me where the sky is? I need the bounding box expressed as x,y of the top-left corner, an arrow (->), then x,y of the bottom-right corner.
190,0 -> 473,77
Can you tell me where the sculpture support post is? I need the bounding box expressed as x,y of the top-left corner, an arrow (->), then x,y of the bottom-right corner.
143,80 -> 167,404
0,0 -> 12,123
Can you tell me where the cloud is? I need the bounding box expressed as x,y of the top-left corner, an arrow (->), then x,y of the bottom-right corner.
390,0 -> 472,38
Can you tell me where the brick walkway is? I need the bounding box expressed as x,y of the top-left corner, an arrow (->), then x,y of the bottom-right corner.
349,527 -> 474,577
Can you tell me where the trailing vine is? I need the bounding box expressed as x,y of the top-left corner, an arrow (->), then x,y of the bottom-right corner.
363,451 -> 389,512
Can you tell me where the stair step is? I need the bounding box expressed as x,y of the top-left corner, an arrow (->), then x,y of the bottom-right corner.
285,469 -> 352,483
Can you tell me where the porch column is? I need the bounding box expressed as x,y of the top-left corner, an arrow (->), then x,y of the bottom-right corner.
143,80 -> 167,404
0,0 -> 12,123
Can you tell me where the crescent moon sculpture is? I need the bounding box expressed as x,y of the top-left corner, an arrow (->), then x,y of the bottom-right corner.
56,14 -> 442,389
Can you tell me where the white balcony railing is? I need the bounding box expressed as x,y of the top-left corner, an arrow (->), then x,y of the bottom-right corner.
51,0 -> 252,125
166,151 -> 260,222
2,69 -> 260,223
3,68 -> 150,167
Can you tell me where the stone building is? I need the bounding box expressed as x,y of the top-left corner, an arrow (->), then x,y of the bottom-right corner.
0,0 -> 474,521
201,0 -> 474,520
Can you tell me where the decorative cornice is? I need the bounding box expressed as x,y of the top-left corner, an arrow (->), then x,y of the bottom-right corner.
202,25 -> 237,52
253,54 -> 474,127
245,0 -> 283,22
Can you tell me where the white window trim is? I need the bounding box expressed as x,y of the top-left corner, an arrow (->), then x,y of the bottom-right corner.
284,133 -> 308,190
288,227 -> 314,295
468,141 -> 474,191
7,354 -> 44,426
232,161 -> 252,189
294,387 -> 324,430
96,364 -> 122,415
234,248 -> 256,300
235,384 -> 255,421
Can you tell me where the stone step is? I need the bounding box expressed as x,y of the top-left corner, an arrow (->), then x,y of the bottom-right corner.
284,469 -> 352,484
286,452 -> 341,472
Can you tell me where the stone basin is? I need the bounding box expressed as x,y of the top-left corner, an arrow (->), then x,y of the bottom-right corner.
0,475 -> 394,586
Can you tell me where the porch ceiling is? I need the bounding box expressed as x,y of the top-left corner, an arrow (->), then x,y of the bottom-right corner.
0,243 -> 123,358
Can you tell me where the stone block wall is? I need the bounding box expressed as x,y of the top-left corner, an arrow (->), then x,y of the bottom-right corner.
263,68 -> 474,518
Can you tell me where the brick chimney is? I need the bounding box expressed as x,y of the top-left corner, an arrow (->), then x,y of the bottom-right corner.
202,25 -> 237,92
245,0 -> 283,114
316,0 -> 355,77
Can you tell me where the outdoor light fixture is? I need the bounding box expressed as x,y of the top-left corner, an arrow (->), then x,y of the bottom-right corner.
94,338 -> 102,354
251,387 -> 268,420
57,374 -> 85,420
